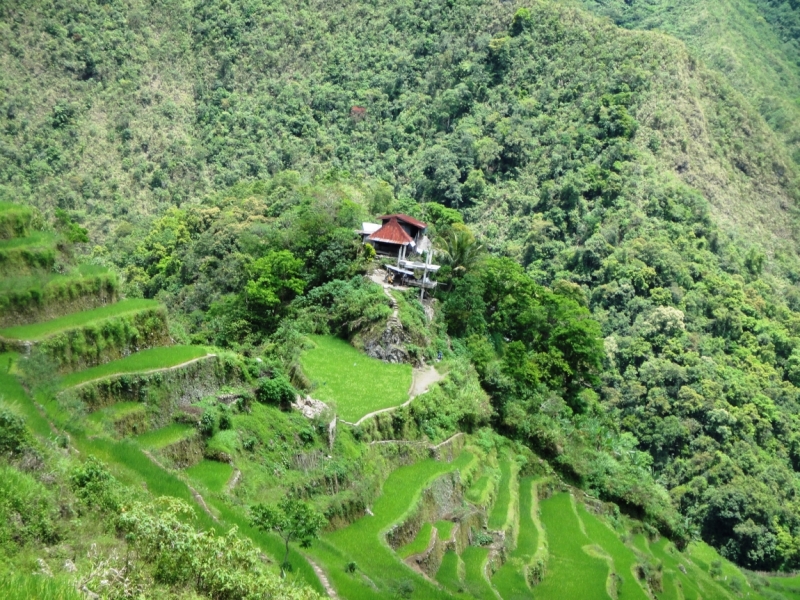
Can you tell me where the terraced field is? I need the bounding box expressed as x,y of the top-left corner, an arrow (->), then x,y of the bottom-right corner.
300,334 -> 412,422
61,345 -> 212,387
309,452 -> 474,600
0,298 -> 160,340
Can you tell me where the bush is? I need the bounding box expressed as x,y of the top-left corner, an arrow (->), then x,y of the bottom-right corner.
0,409 -> 27,455
256,374 -> 296,406
70,456 -> 120,513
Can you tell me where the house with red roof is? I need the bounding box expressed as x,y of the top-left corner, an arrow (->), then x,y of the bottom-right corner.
359,214 -> 430,260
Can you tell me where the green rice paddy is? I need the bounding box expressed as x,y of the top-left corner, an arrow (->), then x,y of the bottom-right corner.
300,335 -> 412,422
134,423 -> 196,449
87,401 -> 145,424
436,519 -> 456,542
0,299 -> 161,340
61,345 -> 210,388
488,456 -> 516,530
185,460 -> 234,493
492,477 -> 541,600
461,546 -> 496,600
436,551 -> 465,593
309,452 -> 474,599
397,522 -> 435,558
535,492 -> 611,600
0,231 -> 56,251
466,472 -> 496,506
0,573 -> 83,600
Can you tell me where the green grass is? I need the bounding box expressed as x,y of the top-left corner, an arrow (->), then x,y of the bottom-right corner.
0,353 -> 53,439
309,451 -> 474,599
87,401 -> 145,423
435,519 -> 456,542
0,299 -> 161,340
300,335 -> 412,422
766,575 -> 800,600
61,345 -> 210,388
0,573 -> 83,600
134,423 -> 196,449
488,456 -> 516,530
397,522 -> 435,558
466,472 -> 496,506
492,477 -> 541,600
436,551 -> 465,594
185,460 -> 234,493
461,546 -> 497,600
535,492 -> 611,600
0,263 -> 110,294
0,231 -> 56,251
576,504 -> 649,600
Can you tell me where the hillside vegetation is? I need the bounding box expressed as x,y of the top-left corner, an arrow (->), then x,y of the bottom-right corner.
5,0 -> 800,598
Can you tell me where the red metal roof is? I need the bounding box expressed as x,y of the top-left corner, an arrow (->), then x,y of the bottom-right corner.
378,213 -> 427,229
368,217 -> 414,245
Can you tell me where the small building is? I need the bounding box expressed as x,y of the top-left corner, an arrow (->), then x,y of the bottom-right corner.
360,214 -> 430,260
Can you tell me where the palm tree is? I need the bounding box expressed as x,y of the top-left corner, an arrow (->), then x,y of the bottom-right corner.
436,225 -> 485,279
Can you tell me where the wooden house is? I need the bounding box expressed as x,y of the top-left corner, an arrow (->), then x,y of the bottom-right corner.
360,214 -> 429,260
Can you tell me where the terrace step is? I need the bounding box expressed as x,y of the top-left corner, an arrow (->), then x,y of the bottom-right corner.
0,264 -> 118,327
0,232 -> 59,276
0,202 -> 34,239
134,423 -> 203,469
0,299 -> 169,373
461,546 -> 500,600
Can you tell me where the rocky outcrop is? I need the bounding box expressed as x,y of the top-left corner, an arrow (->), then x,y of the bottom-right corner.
363,311 -> 410,364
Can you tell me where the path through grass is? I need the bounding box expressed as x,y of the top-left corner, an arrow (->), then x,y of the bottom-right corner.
61,345 -> 210,387
0,299 -> 160,340
300,335 -> 411,422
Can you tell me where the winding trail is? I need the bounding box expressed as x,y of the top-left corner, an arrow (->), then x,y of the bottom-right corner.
307,558 -> 339,599
338,365 -> 444,426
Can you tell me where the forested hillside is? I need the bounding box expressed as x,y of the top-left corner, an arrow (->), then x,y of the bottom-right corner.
5,0 -> 800,597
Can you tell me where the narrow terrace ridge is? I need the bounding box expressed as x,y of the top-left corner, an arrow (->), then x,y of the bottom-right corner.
60,345 -> 213,388
0,298 -> 161,341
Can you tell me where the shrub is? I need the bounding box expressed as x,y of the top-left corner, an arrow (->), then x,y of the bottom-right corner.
256,374 -> 296,406
0,409 -> 27,455
70,456 -> 120,513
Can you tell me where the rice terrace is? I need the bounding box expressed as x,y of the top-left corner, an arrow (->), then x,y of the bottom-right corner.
4,0 -> 800,599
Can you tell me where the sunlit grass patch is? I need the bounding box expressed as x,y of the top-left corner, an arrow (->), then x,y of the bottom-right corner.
488,455 -> 516,530
535,492 -> 611,600
0,299 -> 161,341
134,423 -> 195,450
0,573 -> 82,600
435,519 -> 456,542
300,335 -> 412,422
462,546 -> 497,600
186,459 -> 233,493
436,550 -> 464,593
397,522 -> 434,558
61,345 -> 210,388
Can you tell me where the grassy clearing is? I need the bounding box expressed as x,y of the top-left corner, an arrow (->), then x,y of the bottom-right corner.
300,335 -> 411,422
648,538 -> 714,600
435,519 -> 456,542
536,492 -> 611,599
397,522 -> 435,558
436,551 -> 465,593
461,546 -> 497,600
0,263 -> 111,295
0,573 -> 83,600
185,460 -> 234,493
488,456 -> 516,530
0,299 -> 161,340
766,575 -> 800,600
61,345 -> 210,388
134,423 -> 196,450
492,477 -> 541,600
310,452 -> 474,599
0,353 -> 53,438
686,541 -> 752,596
576,504 -> 649,600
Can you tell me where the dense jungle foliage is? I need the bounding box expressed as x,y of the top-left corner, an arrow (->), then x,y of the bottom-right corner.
5,0 -> 800,578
